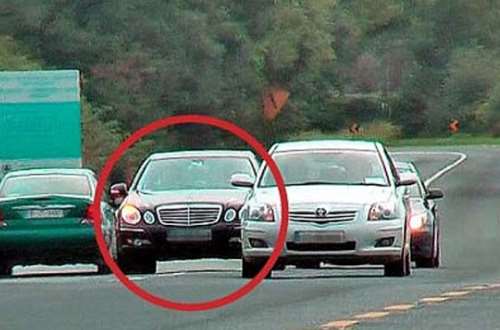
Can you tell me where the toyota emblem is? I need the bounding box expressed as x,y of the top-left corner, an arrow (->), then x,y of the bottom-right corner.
315,208 -> 328,218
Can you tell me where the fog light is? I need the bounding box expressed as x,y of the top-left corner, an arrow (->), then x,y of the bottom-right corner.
143,211 -> 156,225
224,208 -> 237,222
249,238 -> 268,248
375,237 -> 395,247
126,238 -> 151,247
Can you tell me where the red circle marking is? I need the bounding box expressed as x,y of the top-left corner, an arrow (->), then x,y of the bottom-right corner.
91,115 -> 289,312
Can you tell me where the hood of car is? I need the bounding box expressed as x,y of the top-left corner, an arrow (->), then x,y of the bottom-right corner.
252,185 -> 394,206
126,188 -> 251,210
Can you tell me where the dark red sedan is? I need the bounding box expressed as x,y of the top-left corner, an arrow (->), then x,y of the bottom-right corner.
109,150 -> 258,274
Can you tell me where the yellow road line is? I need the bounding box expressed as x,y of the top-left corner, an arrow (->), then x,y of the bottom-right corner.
384,304 -> 415,312
354,311 -> 390,319
463,285 -> 489,291
318,282 -> 500,329
441,291 -> 470,298
419,297 -> 450,304
320,320 -> 359,330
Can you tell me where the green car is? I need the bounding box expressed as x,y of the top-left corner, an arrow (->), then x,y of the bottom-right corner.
0,168 -> 114,276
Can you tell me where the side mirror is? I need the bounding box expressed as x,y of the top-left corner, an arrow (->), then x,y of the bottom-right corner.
397,172 -> 418,187
230,173 -> 255,188
109,183 -> 128,207
427,188 -> 444,200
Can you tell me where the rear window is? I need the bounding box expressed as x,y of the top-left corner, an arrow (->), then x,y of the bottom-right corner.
0,174 -> 92,198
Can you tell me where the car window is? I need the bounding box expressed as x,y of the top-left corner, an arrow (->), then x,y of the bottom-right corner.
137,157 -> 255,191
259,150 -> 389,187
0,174 -> 92,198
405,183 -> 424,198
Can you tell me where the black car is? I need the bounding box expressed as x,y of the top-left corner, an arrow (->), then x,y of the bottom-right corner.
108,150 -> 258,274
396,161 -> 444,268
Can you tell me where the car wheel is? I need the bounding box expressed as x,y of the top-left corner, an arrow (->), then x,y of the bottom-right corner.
295,261 -> 321,269
0,262 -> 12,277
117,252 -> 157,275
109,227 -> 118,261
242,258 -> 271,279
416,227 -> 440,268
216,240 -> 240,259
96,260 -> 111,275
434,242 -> 440,268
384,246 -> 411,277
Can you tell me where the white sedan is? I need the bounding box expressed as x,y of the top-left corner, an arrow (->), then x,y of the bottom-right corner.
233,140 -> 416,278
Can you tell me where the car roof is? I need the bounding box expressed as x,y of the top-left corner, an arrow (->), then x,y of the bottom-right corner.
2,168 -> 95,178
271,140 -> 380,153
148,150 -> 257,160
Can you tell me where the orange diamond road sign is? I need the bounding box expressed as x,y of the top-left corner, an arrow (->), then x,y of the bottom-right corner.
263,87 -> 290,121
349,122 -> 360,134
449,119 -> 460,133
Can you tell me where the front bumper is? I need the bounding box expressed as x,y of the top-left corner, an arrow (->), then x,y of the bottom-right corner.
242,219 -> 405,265
118,222 -> 241,259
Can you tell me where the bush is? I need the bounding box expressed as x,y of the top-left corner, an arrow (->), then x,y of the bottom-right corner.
336,120 -> 402,140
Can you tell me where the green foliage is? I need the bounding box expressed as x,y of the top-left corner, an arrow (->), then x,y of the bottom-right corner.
81,100 -> 123,172
0,0 -> 339,160
3,0 -> 500,167
0,36 -> 41,70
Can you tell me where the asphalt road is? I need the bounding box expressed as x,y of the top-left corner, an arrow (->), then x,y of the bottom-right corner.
1,146 -> 499,330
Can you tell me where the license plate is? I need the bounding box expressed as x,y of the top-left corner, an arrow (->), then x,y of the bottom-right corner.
166,228 -> 212,242
28,209 -> 64,219
294,231 -> 345,244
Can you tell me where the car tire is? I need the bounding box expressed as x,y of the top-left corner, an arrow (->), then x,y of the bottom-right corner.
416,227 -> 440,268
384,244 -> 411,277
96,259 -> 112,274
242,258 -> 271,279
0,262 -> 12,277
295,261 -> 321,269
117,252 -> 157,275
216,240 -> 241,259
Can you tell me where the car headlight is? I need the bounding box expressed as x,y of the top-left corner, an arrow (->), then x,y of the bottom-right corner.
143,211 -> 156,225
241,203 -> 275,222
410,213 -> 429,231
121,205 -> 141,225
368,201 -> 397,221
224,208 -> 237,222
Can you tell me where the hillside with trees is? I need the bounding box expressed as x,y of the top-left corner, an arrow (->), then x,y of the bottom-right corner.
2,0 -> 500,170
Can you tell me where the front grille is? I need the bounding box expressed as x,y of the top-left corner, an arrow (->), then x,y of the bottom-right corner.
157,204 -> 223,227
287,242 -> 356,251
290,210 -> 357,224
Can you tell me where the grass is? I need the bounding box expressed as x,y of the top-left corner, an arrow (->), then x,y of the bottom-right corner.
287,131 -> 500,147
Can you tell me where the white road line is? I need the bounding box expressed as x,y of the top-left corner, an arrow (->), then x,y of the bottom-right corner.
391,151 -> 467,186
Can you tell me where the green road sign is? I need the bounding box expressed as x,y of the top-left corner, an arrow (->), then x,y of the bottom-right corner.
0,70 -> 82,176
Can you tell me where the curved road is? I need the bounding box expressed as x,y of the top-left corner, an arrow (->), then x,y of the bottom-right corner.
1,146 -> 499,330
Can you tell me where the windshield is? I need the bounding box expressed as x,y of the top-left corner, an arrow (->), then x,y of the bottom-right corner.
260,150 -> 388,187
137,157 -> 255,192
0,174 -> 92,198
